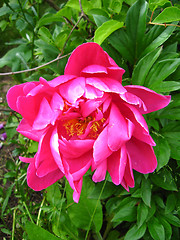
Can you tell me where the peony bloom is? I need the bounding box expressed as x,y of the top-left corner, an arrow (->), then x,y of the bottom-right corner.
7,42 -> 171,202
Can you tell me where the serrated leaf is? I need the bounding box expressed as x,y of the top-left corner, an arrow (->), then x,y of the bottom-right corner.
124,223 -> 146,240
141,178 -> 151,207
132,47 -> 162,85
94,20 -> 123,45
148,217 -> 165,240
153,7 -> 180,24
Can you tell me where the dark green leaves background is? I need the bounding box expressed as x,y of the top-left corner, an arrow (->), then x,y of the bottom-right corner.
0,0 -> 180,239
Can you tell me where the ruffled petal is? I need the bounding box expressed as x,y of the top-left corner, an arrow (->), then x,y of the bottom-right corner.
107,145 -> 127,185
35,129 -> 58,177
92,159 -> 107,182
17,119 -> 44,141
42,75 -> 75,88
93,127 -> 112,164
126,137 -> 157,174
33,97 -> 54,130
84,84 -> 104,99
59,77 -> 85,104
108,104 -> 131,151
7,83 -> 26,111
59,138 -> 94,159
82,64 -> 108,74
86,77 -> 126,94
125,85 -> 171,114
65,42 -> 110,75
27,159 -> 64,191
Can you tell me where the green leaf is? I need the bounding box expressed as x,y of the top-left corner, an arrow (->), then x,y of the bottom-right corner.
164,213 -> 180,227
148,217 -> 165,240
1,183 -> 15,216
37,13 -> 64,28
109,0 -> 123,14
125,0 -> 148,60
149,0 -> 171,11
46,183 -> 61,207
150,168 -> 177,191
68,197 -> 103,232
159,108 -> 180,120
153,7 -> 180,24
132,47 -> 162,85
124,223 -> 146,240
152,135 -> 170,171
112,198 -> 137,222
142,23 -> 177,57
141,178 -> 151,207
25,221 -> 60,240
38,27 -> 53,44
157,216 -> 172,240
94,20 -> 123,45
137,202 -> 149,228
146,58 -> 180,88
165,194 -> 177,214
152,81 -> 180,92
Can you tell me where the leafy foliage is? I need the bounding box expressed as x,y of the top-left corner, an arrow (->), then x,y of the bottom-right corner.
0,0 -> 180,239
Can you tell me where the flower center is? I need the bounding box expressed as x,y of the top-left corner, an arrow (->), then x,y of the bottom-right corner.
63,116 -> 105,138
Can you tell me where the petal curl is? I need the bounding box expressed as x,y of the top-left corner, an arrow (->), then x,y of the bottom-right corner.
125,85 -> 171,114
126,137 -> 157,174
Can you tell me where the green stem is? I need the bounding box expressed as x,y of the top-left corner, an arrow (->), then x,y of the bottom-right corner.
12,209 -> 16,240
36,196 -> 45,225
23,201 -> 34,223
85,177 -> 108,240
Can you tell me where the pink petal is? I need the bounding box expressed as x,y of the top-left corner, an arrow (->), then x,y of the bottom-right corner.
107,66 -> 125,82
86,77 -> 126,94
17,119 -> 44,141
17,96 -> 37,125
33,97 -> 54,130
65,42 -> 110,75
19,156 -> 33,163
42,75 -> 76,88
35,129 -> 58,176
63,151 -> 92,181
27,160 -> 63,191
59,77 -> 85,103
123,153 -> 134,188
125,85 -> 171,114
92,159 -> 107,182
126,137 -> 157,174
107,145 -> 127,185
59,138 -> 94,159
84,84 -> 104,99
80,94 -> 108,117
50,127 -> 65,173
7,84 -> 26,111
108,104 -> 131,151
93,127 -> 112,164
82,64 -> 108,74
121,103 -> 155,146
120,92 -> 147,111
73,178 -> 83,203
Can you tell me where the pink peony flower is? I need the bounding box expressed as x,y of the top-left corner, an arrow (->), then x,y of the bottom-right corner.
7,42 -> 171,202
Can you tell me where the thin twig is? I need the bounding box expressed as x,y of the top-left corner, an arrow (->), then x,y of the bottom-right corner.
60,14 -> 83,55
79,0 -> 95,25
0,53 -> 71,76
148,22 -> 180,28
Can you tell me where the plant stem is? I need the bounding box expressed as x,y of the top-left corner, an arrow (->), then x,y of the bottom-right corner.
85,177 -> 108,240
11,209 -> 16,240
23,201 -> 34,223
36,196 -> 45,225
